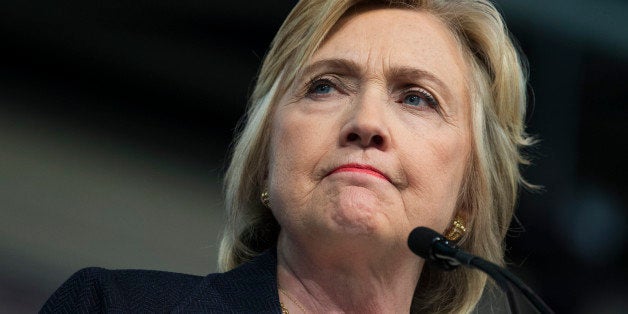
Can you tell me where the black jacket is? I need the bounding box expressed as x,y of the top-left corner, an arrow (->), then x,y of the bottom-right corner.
40,250 -> 282,313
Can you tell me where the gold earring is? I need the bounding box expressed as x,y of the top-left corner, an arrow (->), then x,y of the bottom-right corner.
261,190 -> 270,208
445,215 -> 467,242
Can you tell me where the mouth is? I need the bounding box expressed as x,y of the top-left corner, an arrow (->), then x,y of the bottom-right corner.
328,163 -> 390,182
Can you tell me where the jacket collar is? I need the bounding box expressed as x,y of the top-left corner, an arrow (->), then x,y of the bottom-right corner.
173,249 -> 281,313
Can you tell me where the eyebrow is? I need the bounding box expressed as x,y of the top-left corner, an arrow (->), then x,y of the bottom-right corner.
386,66 -> 453,101
299,58 -> 453,101
299,58 -> 362,78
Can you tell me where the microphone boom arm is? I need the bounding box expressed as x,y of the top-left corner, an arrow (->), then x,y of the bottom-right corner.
409,227 -> 554,314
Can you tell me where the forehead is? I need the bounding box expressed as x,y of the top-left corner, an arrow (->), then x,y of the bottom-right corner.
316,8 -> 464,68
308,8 -> 469,104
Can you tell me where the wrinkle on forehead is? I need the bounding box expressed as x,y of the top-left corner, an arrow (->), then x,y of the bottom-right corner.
306,8 -> 470,118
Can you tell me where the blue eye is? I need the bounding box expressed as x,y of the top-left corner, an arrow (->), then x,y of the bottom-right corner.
400,89 -> 438,110
306,78 -> 339,99
313,83 -> 333,94
403,94 -> 425,106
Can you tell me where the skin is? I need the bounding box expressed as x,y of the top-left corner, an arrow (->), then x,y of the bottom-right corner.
267,8 -> 471,313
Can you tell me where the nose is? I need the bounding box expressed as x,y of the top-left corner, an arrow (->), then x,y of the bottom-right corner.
339,91 -> 390,150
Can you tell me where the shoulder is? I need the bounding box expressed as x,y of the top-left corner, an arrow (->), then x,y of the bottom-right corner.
41,267 -> 203,313
41,250 -> 281,313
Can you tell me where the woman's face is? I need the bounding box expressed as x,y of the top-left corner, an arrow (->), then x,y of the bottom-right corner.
268,8 -> 471,252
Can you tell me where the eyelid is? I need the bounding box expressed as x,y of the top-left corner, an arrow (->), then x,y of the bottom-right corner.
304,74 -> 348,97
401,86 -> 438,106
398,85 -> 449,117
415,88 -> 437,107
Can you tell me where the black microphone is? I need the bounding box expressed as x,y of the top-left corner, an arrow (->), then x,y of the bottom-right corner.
408,226 -> 474,270
407,226 -> 554,314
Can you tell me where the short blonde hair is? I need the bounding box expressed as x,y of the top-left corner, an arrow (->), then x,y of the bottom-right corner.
218,1 -> 532,312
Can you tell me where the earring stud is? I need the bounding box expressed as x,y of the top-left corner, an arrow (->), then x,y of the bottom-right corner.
445,215 -> 467,242
261,190 -> 270,208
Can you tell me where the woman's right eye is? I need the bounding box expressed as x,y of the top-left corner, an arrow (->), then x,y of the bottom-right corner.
306,78 -> 338,98
312,82 -> 333,94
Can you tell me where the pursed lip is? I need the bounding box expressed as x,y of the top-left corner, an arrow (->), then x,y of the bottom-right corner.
328,163 -> 391,182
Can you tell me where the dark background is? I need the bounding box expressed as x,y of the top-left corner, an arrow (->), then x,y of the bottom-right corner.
1,1 -> 626,312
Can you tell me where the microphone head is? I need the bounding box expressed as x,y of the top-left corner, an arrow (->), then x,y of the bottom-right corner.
407,226 -> 442,259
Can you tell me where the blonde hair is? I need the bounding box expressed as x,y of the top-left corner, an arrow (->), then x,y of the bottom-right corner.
218,0 -> 532,312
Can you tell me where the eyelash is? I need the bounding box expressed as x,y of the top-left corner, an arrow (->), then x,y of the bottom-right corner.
305,77 -> 342,99
304,76 -> 440,112
397,88 -> 440,111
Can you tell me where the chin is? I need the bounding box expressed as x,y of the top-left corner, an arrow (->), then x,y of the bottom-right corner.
329,210 -> 379,235
325,203 -> 395,239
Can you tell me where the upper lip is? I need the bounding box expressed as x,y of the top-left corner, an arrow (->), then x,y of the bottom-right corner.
328,163 -> 391,182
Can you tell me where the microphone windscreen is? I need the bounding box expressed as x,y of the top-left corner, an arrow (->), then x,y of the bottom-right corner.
407,226 -> 441,259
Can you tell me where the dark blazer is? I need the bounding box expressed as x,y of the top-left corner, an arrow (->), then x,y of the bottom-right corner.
40,249 -> 282,313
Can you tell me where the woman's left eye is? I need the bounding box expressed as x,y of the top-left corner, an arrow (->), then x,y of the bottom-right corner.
403,94 -> 424,106
399,89 -> 438,110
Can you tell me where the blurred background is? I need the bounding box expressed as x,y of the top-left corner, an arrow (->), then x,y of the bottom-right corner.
1,0 -> 626,312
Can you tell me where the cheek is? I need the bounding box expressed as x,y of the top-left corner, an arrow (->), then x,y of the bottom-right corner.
268,115 -> 301,190
267,107 -> 333,208
401,129 -> 470,231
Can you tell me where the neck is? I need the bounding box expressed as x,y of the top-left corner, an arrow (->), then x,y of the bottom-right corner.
276,232 -> 422,313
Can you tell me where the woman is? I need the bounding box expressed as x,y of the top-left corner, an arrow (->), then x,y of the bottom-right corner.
42,0 -> 532,313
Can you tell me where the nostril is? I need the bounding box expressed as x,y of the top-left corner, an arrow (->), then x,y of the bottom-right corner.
372,135 -> 383,146
344,131 -> 385,148
347,133 -> 359,142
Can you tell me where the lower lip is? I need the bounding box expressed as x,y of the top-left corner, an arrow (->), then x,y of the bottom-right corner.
331,168 -> 388,180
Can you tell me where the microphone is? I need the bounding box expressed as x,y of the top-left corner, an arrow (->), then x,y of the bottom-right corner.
408,226 -> 474,270
407,226 -> 554,314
